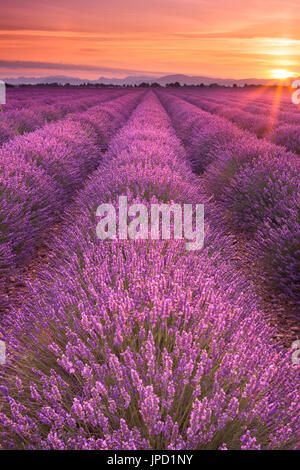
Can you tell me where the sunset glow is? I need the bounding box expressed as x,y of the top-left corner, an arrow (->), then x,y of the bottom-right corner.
0,1 -> 300,80
271,69 -> 295,79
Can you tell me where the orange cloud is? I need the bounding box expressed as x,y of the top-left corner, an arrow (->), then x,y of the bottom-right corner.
0,1 -> 299,79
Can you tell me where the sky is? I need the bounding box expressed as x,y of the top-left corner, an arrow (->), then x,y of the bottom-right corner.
1,0 -> 300,79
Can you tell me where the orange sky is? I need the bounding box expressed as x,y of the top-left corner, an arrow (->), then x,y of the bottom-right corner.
0,0 -> 300,79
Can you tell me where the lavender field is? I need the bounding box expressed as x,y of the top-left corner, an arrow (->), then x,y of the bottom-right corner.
0,87 -> 299,450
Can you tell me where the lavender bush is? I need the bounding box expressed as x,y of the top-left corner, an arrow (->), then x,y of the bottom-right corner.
272,124 -> 300,155
0,92 -> 142,277
252,207 -> 300,304
173,88 -> 300,153
0,89 -> 125,147
158,91 -> 300,307
0,92 -> 299,450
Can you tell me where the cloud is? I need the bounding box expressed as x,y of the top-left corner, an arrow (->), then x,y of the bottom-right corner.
173,18 -> 300,40
1,1 -> 299,80
0,60 -> 159,75
0,31 -> 148,42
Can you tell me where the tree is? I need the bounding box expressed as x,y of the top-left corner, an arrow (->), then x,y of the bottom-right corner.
166,82 -> 181,88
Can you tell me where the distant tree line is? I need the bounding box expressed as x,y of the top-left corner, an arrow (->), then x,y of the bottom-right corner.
5,82 -> 282,89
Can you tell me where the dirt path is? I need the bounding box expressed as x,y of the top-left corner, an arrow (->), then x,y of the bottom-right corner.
0,223 -> 61,323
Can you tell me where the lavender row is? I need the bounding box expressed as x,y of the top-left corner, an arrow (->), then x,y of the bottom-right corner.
183,90 -> 300,120
172,90 -> 300,155
0,92 -> 298,450
0,91 -> 142,284
0,89 -> 126,146
176,87 -> 300,117
157,90 -> 300,307
2,87 -> 121,112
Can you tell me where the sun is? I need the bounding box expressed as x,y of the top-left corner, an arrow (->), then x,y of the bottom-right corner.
271,69 -> 294,80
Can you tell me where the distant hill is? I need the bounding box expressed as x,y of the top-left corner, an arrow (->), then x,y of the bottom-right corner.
2,73 -> 298,87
